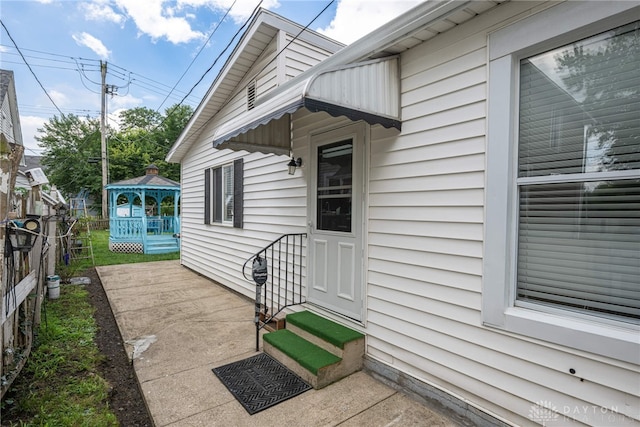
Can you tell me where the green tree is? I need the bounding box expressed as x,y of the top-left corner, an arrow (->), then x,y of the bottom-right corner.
154,104 -> 193,181
37,114 -> 103,205
118,107 -> 162,132
555,21 -> 639,171
37,104 -> 191,210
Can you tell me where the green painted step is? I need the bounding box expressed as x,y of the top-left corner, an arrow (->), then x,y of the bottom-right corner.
263,329 -> 341,375
286,311 -> 364,349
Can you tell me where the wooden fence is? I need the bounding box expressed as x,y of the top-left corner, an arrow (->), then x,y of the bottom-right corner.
88,218 -> 109,230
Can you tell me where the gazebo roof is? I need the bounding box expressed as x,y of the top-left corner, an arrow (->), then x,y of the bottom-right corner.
105,164 -> 180,190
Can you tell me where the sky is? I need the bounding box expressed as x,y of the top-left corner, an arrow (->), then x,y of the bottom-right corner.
1,0 -> 422,156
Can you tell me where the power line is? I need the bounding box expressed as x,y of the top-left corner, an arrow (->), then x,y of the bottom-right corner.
19,105 -> 99,116
2,43 -> 200,108
177,0 -> 336,147
254,0 -> 335,80
0,19 -> 64,116
143,0 -> 266,147
171,0 -> 265,112
0,59 -> 80,73
0,44 -> 101,64
156,0 -> 238,112
82,32 -> 232,151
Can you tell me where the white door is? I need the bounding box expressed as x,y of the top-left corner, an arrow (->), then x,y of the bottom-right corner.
308,123 -> 365,321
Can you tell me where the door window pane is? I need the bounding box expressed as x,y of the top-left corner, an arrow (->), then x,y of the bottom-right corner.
317,140 -> 353,232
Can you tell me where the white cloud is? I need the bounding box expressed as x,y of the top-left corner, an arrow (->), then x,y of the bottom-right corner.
181,0 -> 281,24
72,32 -> 112,59
317,0 -> 422,44
20,115 -> 48,154
48,90 -> 71,109
115,0 -> 206,44
109,93 -> 144,111
80,1 -> 126,26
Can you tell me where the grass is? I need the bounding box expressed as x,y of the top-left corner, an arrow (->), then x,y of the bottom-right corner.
76,229 -> 180,271
2,286 -> 118,426
1,228 -> 179,425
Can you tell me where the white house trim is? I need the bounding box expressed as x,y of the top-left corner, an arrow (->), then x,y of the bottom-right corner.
483,0 -> 640,364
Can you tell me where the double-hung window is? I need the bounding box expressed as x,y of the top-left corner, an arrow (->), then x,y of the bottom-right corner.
484,2 -> 639,364
204,158 -> 243,228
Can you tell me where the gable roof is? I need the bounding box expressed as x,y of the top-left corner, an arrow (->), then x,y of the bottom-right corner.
0,69 -> 24,146
168,1 -> 508,158
106,173 -> 179,189
166,9 -> 344,162
211,1 -> 510,154
106,164 -> 179,189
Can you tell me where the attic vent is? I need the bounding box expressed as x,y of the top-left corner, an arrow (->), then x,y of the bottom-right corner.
247,80 -> 256,110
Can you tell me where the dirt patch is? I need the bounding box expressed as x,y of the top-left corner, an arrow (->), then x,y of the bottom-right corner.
84,267 -> 153,427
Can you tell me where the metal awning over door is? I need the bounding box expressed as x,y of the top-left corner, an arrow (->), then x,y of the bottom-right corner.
213,56 -> 401,154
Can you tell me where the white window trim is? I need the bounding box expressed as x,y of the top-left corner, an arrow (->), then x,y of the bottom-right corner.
207,162 -> 234,226
483,1 -> 640,365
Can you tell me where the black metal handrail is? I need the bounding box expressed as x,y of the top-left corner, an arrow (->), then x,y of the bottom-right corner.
243,233 -> 307,351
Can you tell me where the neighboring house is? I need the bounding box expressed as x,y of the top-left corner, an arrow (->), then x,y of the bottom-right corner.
0,70 -> 23,149
167,2 -> 639,426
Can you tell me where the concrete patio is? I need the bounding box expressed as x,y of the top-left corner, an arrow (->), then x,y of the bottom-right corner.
97,260 -> 459,426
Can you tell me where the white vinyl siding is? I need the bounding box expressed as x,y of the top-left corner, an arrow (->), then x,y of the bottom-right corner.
176,25 -> 334,300
176,3 -> 639,426
285,35 -> 337,81
366,1 -> 639,426
180,139 -> 306,299
0,97 -> 13,143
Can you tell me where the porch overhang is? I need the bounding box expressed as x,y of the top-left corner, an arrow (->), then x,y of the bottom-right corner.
213,57 -> 401,154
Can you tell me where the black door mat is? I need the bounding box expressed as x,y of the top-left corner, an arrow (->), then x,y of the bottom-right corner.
212,352 -> 312,415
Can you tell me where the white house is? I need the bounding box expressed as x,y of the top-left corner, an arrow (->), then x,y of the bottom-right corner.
167,2 -> 640,426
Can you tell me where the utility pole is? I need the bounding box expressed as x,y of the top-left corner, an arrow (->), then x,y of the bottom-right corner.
100,61 -> 108,219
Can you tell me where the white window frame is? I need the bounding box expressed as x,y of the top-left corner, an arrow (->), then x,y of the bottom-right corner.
206,162 -> 234,226
483,1 -> 640,364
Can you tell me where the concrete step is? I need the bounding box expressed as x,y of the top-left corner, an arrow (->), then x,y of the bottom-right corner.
263,310 -> 364,389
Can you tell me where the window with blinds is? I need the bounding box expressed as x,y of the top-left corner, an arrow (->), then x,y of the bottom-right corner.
204,159 -> 243,228
516,21 -> 640,322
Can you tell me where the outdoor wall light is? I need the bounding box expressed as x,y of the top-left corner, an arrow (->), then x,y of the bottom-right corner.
7,219 -> 40,252
287,157 -> 302,175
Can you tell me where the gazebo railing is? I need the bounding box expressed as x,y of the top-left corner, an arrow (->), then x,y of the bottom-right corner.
145,216 -> 179,235
110,216 -> 180,239
110,217 -> 144,239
